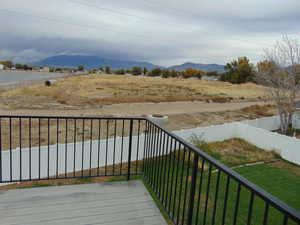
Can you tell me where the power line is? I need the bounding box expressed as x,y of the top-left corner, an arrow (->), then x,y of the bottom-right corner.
67,0 -> 190,31
0,8 -> 150,40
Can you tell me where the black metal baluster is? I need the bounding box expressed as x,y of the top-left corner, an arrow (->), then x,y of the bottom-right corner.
105,120 -> 109,176
176,147 -> 188,225
120,120 -> 124,175
195,159 -> 205,225
89,119 -> 93,176
151,126 -> 159,190
263,203 -> 269,225
211,169 -> 221,225
157,130 -> 165,197
135,120 -> 141,174
168,138 -> 176,211
127,119 -> 133,180
187,153 -> 199,225
202,163 -> 212,225
160,131 -> 167,201
247,192 -> 255,225
181,150 -> 192,225
145,122 -> 152,181
47,118 -> 50,179
143,122 -> 149,179
163,135 -> 171,207
153,128 -> 162,193
81,119 -> 85,177
283,215 -> 288,225
56,118 -> 59,178
9,118 -> 12,181
97,119 -> 101,176
221,174 -> 231,225
157,130 -> 165,199
38,118 -> 41,180
73,119 -> 77,177
112,120 -> 116,175
29,118 -> 32,180
19,118 -> 22,181
65,119 -> 68,178
148,124 -> 155,185
142,121 -> 148,175
172,142 -> 181,218
233,183 -> 242,225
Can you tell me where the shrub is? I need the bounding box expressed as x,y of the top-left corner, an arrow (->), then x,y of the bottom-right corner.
181,68 -> 204,79
114,69 -> 125,75
131,67 -> 142,75
222,57 -> 255,84
148,68 -> 162,77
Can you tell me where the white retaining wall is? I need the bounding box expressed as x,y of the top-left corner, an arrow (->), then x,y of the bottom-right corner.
173,119 -> 300,166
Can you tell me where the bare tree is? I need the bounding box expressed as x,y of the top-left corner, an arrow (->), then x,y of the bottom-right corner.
256,35 -> 300,134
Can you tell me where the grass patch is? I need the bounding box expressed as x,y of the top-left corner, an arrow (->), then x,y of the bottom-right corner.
193,138 -> 280,167
143,138 -> 299,225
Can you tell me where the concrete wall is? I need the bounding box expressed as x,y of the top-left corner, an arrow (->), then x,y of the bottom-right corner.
173,119 -> 300,166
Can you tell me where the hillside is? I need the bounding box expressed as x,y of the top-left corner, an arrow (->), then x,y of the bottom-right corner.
35,55 -> 160,70
168,62 -> 225,72
35,55 -> 225,72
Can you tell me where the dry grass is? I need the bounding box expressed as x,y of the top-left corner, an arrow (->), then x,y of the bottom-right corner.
193,138 -> 280,167
240,104 -> 276,117
0,104 -> 276,151
0,74 -> 268,109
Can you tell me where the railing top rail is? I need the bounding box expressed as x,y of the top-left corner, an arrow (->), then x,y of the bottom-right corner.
0,115 -> 146,120
146,118 -> 300,222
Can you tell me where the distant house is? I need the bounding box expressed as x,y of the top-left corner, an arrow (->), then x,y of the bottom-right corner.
41,66 -> 50,72
0,64 -> 4,70
201,75 -> 219,81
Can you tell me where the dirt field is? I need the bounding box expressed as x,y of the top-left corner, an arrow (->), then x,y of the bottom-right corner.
0,74 -> 268,110
0,104 -> 276,150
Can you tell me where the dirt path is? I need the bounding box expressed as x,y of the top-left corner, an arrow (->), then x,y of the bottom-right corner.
0,100 -> 268,117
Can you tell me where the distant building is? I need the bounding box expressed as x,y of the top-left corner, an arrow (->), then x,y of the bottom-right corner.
0,64 -> 4,70
41,66 -> 50,72
201,75 -> 219,81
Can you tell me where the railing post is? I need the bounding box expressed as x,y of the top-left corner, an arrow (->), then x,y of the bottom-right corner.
187,153 -> 199,225
127,119 -> 133,181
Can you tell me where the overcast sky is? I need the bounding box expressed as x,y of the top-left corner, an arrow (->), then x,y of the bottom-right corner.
0,0 -> 300,66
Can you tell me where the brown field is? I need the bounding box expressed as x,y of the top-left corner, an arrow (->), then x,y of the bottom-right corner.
0,104 -> 276,151
0,74 -> 268,110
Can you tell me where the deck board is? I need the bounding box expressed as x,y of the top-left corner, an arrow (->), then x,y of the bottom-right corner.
0,181 -> 167,225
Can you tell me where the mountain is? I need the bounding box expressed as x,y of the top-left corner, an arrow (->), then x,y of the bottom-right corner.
35,55 -> 225,72
35,55 -> 160,70
168,62 -> 225,72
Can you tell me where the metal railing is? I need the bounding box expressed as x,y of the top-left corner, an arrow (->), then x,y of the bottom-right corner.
0,115 -> 146,182
0,115 -> 299,225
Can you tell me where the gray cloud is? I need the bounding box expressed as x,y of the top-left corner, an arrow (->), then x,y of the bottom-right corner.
0,0 -> 299,66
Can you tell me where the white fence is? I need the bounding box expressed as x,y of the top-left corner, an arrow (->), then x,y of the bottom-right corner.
173,116 -> 300,166
1,134 -> 145,182
2,115 -> 300,183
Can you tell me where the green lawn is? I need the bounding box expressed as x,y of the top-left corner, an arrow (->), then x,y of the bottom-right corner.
143,139 -> 300,225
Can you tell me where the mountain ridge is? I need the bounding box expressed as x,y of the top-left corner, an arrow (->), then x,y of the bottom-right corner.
35,55 -> 225,72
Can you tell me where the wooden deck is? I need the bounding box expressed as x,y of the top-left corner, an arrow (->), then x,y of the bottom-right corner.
0,180 -> 167,225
